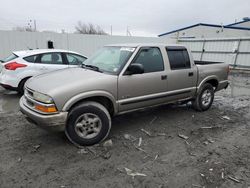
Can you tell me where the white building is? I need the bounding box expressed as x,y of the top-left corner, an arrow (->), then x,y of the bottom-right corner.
159,19 -> 250,39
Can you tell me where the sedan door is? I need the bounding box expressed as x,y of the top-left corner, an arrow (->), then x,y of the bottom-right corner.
35,52 -> 68,74
118,47 -> 168,112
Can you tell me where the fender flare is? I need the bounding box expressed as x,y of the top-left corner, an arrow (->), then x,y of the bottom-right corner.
197,75 -> 219,92
62,90 -> 118,113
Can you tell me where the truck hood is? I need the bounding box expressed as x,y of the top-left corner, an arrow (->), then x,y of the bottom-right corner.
26,68 -> 118,110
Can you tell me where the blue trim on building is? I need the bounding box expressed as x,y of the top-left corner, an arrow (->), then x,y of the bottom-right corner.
226,20 -> 250,26
158,22 -> 250,37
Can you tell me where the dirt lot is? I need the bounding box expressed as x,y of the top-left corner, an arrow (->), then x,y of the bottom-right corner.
0,74 -> 250,188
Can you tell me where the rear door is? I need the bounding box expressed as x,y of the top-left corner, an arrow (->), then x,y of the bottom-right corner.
35,52 -> 68,74
165,47 -> 197,100
118,47 -> 168,112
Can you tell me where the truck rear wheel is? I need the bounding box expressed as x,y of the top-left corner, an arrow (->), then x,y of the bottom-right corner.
192,83 -> 214,111
65,101 -> 111,146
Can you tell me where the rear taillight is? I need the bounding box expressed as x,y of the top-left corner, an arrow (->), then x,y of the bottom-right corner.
4,62 -> 27,70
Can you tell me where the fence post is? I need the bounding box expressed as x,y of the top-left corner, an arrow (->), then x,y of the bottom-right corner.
233,39 -> 241,69
200,39 -> 206,61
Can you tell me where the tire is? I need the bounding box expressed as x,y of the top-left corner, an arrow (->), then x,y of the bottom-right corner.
192,83 -> 214,111
18,78 -> 30,95
65,101 -> 111,146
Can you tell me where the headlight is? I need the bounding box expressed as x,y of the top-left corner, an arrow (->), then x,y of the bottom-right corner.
33,91 -> 53,104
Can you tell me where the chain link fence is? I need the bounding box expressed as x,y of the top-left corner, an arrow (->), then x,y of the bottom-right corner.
178,38 -> 250,69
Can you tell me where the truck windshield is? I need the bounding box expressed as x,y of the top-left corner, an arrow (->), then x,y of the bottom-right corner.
83,46 -> 135,74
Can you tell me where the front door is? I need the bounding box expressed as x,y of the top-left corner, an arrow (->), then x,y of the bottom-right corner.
118,47 -> 168,112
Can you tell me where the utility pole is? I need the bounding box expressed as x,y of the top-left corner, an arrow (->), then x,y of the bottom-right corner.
221,22 -> 224,32
34,20 -> 37,32
126,26 -> 131,36
27,19 -> 36,31
27,20 -> 32,31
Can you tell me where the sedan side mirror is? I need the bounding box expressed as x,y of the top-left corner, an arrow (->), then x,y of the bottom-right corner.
126,63 -> 144,75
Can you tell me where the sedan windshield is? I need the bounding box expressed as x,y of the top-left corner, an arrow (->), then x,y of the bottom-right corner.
83,46 -> 135,74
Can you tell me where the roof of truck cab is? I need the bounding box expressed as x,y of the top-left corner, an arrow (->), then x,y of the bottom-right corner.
12,49 -> 86,57
105,43 -> 186,48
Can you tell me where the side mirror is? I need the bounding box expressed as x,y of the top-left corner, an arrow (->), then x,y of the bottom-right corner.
126,63 -> 144,75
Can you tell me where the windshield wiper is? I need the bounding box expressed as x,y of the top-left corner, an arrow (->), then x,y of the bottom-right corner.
82,64 -> 103,73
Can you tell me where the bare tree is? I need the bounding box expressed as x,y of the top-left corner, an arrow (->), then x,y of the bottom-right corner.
75,21 -> 108,35
12,26 -> 33,32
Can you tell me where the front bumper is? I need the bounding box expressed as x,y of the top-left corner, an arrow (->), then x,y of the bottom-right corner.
20,96 -> 68,131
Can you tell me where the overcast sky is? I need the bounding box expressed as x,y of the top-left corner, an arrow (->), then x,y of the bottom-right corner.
0,0 -> 249,36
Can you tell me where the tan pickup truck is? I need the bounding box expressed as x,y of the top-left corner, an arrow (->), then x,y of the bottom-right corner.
20,44 -> 229,146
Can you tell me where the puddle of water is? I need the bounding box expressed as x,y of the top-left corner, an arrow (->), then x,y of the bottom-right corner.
229,84 -> 250,97
228,76 -> 250,97
214,75 -> 250,110
0,87 -> 20,113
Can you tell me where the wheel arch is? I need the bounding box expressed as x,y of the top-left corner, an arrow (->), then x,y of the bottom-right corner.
17,76 -> 33,94
62,91 -> 117,116
18,76 -> 32,87
198,76 -> 219,92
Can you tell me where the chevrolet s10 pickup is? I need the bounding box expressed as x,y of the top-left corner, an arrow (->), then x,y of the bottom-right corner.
20,44 -> 229,146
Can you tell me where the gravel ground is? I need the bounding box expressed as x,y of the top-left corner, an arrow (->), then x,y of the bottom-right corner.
0,74 -> 250,188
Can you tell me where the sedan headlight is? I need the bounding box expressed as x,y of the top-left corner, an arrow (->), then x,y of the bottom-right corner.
33,91 -> 53,104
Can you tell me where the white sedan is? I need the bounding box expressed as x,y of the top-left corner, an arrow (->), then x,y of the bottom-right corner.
0,49 -> 87,94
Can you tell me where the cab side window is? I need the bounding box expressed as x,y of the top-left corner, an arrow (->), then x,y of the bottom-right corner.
132,47 -> 164,73
166,48 -> 191,70
66,53 -> 87,65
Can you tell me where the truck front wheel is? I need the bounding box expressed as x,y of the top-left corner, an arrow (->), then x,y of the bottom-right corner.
192,83 -> 214,111
65,101 -> 111,146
